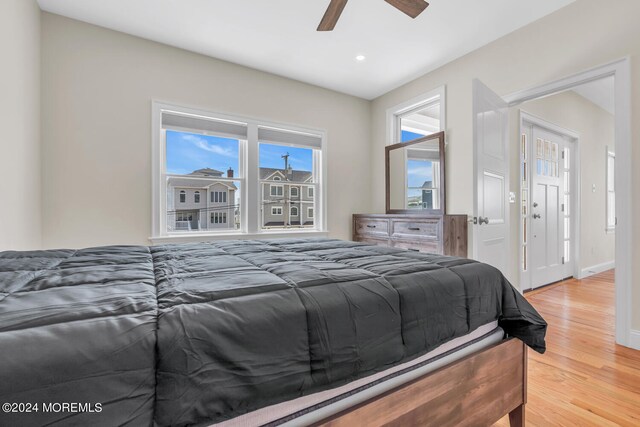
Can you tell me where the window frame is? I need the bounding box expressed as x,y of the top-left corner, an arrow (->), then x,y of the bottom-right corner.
308,207 -> 314,219
606,148 -> 616,233
271,206 -> 283,216
290,206 -> 299,217
386,86 -> 446,147
151,101 -> 327,241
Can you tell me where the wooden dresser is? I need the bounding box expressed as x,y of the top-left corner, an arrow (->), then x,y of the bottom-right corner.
352,214 -> 468,258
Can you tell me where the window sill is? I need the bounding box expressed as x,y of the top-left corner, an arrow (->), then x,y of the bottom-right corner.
149,230 -> 330,245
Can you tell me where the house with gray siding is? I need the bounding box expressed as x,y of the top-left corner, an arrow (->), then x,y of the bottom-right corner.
260,167 -> 315,229
167,168 -> 238,231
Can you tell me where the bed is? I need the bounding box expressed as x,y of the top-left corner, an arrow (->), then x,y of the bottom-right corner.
0,238 -> 546,427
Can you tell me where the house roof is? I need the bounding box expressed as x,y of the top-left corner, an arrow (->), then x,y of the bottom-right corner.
168,176 -> 237,190
189,168 -> 224,177
260,168 -> 312,183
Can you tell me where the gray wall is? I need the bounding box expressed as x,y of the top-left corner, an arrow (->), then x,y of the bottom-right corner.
41,13 -> 372,248
0,0 -> 41,250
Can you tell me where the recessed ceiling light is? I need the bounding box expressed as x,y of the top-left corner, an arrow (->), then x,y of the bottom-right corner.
355,55 -> 366,62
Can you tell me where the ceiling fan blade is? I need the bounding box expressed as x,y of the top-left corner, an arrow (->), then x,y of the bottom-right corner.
317,0 -> 349,31
384,0 -> 429,19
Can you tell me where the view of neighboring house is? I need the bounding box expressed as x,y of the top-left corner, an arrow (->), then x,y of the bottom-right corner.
261,167 -> 315,229
167,166 -> 315,232
167,168 -> 238,231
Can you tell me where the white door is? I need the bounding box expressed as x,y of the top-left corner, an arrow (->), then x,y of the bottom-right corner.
473,80 -> 510,275
530,126 -> 568,288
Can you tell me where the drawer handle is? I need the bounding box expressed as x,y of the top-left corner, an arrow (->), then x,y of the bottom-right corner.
366,225 -> 377,228
408,227 -> 421,231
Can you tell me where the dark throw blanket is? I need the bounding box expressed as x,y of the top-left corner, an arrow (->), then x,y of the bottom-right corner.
0,238 -> 546,426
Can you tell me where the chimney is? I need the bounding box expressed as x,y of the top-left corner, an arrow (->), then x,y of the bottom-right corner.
227,167 -> 234,178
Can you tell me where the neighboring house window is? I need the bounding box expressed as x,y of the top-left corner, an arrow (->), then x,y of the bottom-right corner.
211,191 -> 227,203
155,102 -> 324,237
308,207 -> 314,218
606,149 -> 616,232
290,206 -> 299,216
211,212 -> 227,224
272,206 -> 283,215
308,187 -> 314,198
389,86 -> 444,145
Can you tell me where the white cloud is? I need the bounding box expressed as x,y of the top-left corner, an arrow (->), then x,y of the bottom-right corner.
407,166 -> 432,176
182,134 -> 235,157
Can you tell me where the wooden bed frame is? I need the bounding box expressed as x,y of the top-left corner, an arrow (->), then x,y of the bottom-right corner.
313,338 -> 527,427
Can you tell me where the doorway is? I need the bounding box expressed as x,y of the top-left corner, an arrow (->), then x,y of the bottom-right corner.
472,58 -> 632,348
519,114 -> 578,290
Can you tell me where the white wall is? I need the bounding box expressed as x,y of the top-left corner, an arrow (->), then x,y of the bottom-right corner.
41,13 -> 371,248
0,0 -> 41,251
369,0 -> 640,328
513,91 -> 615,276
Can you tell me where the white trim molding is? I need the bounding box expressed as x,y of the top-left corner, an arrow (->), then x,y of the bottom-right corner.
579,261 -> 615,280
504,57 -> 633,348
629,330 -> 640,351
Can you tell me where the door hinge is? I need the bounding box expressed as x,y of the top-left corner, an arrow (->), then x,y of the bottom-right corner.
562,256 -> 565,265
562,150 -> 565,160
561,204 -> 565,212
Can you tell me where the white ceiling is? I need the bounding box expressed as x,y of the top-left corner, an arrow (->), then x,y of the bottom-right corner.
572,77 -> 615,115
37,0 -> 575,100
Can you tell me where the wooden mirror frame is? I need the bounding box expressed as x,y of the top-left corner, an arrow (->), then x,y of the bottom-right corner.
385,131 -> 446,215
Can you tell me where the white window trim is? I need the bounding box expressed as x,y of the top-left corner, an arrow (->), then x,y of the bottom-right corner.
386,86 -> 446,147
290,187 -> 299,197
290,206 -> 299,216
151,101 -> 328,242
271,206 -> 283,216
270,184 -> 284,197
308,187 -> 314,198
308,207 -> 314,218
606,148 -> 616,233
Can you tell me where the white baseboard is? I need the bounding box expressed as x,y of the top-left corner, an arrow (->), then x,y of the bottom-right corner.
628,330 -> 640,351
579,260 -> 615,279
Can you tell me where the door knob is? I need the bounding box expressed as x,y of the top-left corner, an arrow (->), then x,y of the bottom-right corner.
533,214 -> 542,219
533,202 -> 539,208
478,216 -> 489,225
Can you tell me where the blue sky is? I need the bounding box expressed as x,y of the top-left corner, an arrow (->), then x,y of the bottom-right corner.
166,130 -> 313,175
407,159 -> 433,198
166,130 -> 239,175
401,130 -> 426,142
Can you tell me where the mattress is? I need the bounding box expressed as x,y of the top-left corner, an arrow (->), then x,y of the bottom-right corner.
0,238 -> 546,427
215,322 -> 503,427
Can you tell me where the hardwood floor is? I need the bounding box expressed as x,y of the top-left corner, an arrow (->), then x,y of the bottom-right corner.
494,270 -> 640,426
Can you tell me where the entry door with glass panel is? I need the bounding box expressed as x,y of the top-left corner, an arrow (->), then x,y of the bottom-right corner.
530,126 -> 569,288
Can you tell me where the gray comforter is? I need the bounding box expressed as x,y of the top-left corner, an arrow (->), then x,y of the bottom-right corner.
0,238 -> 546,426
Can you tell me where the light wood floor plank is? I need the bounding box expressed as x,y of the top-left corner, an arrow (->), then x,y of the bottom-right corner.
494,270 -> 640,426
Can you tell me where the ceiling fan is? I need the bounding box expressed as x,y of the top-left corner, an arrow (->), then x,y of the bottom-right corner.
317,0 -> 429,31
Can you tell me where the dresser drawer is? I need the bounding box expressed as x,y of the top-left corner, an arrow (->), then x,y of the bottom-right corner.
391,218 -> 441,240
354,218 -> 390,238
355,237 -> 391,247
392,239 -> 441,254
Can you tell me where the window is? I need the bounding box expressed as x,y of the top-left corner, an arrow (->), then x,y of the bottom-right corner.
154,102 -> 325,237
607,149 -> 616,232
211,212 -> 227,224
389,87 -> 444,146
211,191 -> 227,203
270,185 -> 284,197
308,207 -> 314,218
259,126 -> 320,230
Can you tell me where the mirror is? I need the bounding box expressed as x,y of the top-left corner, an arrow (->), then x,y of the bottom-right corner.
386,131 -> 445,214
